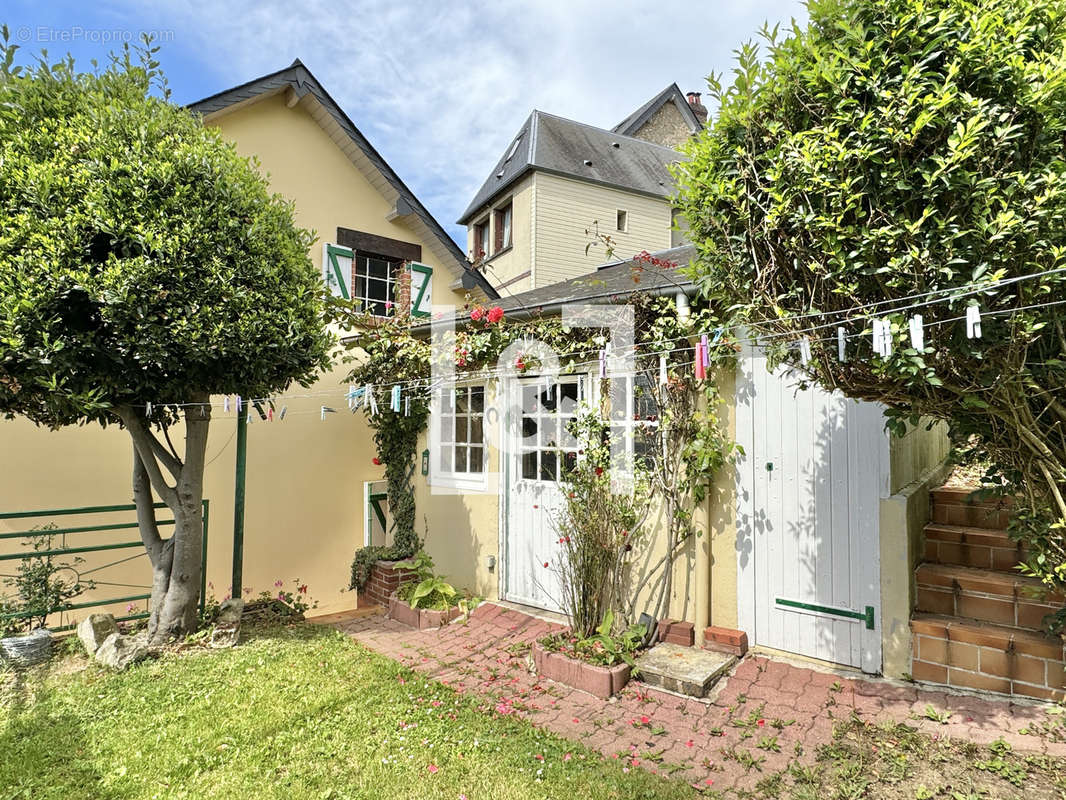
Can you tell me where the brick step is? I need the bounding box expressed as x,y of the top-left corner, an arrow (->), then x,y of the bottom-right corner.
930,486 -> 1012,530
923,523 -> 1028,571
910,612 -> 1064,702
915,562 -> 1064,631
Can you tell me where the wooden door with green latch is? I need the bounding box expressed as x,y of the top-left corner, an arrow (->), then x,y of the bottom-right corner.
735,341 -> 887,674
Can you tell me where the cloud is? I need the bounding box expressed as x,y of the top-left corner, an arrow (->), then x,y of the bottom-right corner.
160,0 -> 808,245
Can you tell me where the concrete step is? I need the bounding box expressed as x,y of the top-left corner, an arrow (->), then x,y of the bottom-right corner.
633,642 -> 735,698
910,612 -> 1064,702
915,562 -> 1064,631
923,523 -> 1027,571
930,486 -> 1012,530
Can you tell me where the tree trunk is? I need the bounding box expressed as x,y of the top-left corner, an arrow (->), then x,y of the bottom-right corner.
121,396 -> 211,645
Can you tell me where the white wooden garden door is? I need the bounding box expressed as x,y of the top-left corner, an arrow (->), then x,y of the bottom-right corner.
502,374 -> 586,612
735,344 -> 886,673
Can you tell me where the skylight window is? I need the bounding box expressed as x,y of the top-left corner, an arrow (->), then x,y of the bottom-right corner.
504,135 -> 523,162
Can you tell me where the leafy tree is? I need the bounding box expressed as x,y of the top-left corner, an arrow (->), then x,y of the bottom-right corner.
0,33 -> 333,642
676,0 -> 1066,610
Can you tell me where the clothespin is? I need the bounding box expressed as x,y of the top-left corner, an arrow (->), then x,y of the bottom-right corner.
368,386 -> 379,416
346,385 -> 358,410
799,337 -> 811,366
659,354 -> 668,386
201,403 -> 206,417
391,384 -> 401,413
711,327 -> 723,345
909,314 -> 924,350
363,384 -> 373,410
873,319 -> 893,357
267,407 -> 274,422
145,401 -> 152,417
966,305 -> 982,339
694,341 -> 706,380
236,395 -> 242,413
279,406 -> 288,420
404,396 -> 410,417
246,411 -> 252,424
321,405 -> 336,420
837,327 -> 847,362
701,333 -> 710,367
224,396 -> 231,413
599,349 -> 607,378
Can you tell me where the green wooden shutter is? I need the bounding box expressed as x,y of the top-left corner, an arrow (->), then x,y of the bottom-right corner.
323,244 -> 354,300
409,262 -> 433,318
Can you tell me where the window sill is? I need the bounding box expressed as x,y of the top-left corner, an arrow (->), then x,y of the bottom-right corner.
429,472 -> 488,493
483,245 -> 513,265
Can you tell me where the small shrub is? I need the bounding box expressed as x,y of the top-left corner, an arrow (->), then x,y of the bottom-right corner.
395,551 -> 458,611
539,611 -> 647,668
1,525 -> 94,636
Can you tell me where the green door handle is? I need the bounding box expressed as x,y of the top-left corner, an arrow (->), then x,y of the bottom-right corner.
765,462 -> 773,472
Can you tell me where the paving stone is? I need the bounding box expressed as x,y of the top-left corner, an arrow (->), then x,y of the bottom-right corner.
634,643 -> 736,698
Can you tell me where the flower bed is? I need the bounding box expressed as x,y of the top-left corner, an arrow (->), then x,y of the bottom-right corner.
388,593 -> 463,630
531,640 -> 630,699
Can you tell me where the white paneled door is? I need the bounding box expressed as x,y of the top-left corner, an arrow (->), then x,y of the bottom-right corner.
502,375 -> 585,612
736,344 -> 887,674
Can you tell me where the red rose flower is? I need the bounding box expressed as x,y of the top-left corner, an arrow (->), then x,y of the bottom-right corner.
372,457 -> 381,466
594,466 -> 604,476
487,306 -> 504,323
470,307 -> 484,322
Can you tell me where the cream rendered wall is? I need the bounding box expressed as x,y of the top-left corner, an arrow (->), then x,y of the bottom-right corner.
465,175 -> 534,295
0,91 -> 471,620
210,94 -> 468,309
411,382 -> 503,600
532,173 -> 673,287
879,419 -> 951,677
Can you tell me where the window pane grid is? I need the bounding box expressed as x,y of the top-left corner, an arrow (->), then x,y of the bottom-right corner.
437,386 -> 486,476
353,255 -> 398,317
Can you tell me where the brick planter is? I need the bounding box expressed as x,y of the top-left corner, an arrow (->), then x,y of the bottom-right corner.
359,560 -> 417,608
388,593 -> 463,630
531,641 -> 630,699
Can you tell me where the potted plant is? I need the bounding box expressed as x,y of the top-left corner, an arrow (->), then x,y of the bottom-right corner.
388,551 -> 466,629
1,525 -> 94,667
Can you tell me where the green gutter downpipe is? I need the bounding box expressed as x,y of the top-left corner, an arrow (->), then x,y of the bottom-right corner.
231,406 -> 248,599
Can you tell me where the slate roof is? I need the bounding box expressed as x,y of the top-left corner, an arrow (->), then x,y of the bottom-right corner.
611,83 -> 703,139
457,111 -> 684,224
414,245 -> 696,331
188,60 -> 498,299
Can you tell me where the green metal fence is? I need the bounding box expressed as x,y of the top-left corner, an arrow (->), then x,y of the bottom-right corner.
0,500 -> 209,631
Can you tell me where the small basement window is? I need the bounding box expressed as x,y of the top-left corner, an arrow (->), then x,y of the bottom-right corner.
616,209 -> 628,232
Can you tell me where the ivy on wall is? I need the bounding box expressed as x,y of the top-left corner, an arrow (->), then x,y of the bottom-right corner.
338,280 -> 739,596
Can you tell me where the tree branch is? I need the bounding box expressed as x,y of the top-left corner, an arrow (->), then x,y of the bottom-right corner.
116,406 -> 179,508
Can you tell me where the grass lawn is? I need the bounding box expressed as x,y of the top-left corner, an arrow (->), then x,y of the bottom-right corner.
2,622 -> 1064,799
0,623 -> 696,799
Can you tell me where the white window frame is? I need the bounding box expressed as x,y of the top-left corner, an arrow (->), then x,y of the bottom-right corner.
352,253 -> 401,317
609,372 -> 659,469
616,209 -> 629,233
430,384 -> 488,491
474,218 -> 491,262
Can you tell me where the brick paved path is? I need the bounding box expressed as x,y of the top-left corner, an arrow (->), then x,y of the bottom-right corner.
333,603 -> 1066,793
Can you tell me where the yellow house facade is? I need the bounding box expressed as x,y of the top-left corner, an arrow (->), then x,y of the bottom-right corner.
0,60 -> 495,619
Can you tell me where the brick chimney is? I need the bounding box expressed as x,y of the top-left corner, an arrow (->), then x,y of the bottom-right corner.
686,91 -> 708,125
